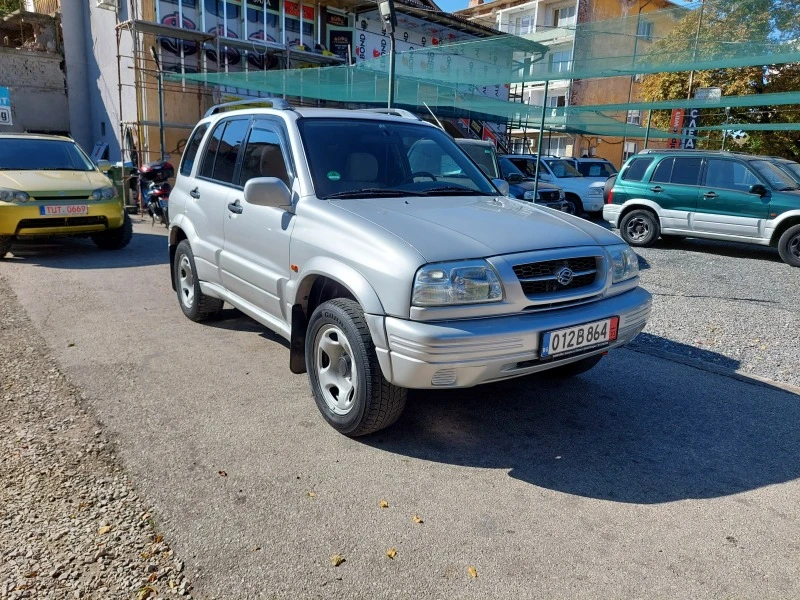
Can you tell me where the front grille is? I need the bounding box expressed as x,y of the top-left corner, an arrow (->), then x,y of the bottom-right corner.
539,191 -> 560,203
18,216 -> 107,229
513,256 -> 599,296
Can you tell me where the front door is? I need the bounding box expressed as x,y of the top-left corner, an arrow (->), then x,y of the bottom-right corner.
647,156 -> 702,231
219,120 -> 296,326
695,158 -> 770,237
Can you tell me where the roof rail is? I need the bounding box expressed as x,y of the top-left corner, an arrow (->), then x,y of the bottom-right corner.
637,148 -> 731,155
357,108 -> 421,120
205,98 -> 291,117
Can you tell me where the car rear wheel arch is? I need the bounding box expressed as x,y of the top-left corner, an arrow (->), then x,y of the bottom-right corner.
770,216 -> 800,247
169,226 -> 188,291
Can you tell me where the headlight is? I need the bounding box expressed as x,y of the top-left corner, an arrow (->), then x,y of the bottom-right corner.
91,186 -> 117,200
559,189 -> 565,199
0,188 -> 30,202
523,190 -> 539,200
412,260 -> 504,306
608,244 -> 640,283
588,186 -> 603,196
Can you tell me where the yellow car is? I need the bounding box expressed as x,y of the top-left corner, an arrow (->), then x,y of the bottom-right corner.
0,133 -> 132,258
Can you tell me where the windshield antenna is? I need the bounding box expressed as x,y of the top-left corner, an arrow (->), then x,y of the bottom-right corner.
423,103 -> 445,131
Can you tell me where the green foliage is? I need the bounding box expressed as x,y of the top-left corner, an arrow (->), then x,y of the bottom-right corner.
639,0 -> 800,159
0,0 -> 23,17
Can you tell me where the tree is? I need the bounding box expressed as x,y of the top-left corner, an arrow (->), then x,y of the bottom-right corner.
638,0 -> 800,158
0,0 -> 23,17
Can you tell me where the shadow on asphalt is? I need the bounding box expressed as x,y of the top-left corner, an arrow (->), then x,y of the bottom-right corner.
203,308 -> 290,349
653,237 -> 783,263
364,338 -> 799,504
5,227 -> 168,269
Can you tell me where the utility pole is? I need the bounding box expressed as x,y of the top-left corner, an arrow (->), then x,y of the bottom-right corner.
378,0 -> 397,109
622,0 -> 653,158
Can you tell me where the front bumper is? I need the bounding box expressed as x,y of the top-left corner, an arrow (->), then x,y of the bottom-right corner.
372,287 -> 651,389
0,200 -> 125,237
584,196 -> 604,213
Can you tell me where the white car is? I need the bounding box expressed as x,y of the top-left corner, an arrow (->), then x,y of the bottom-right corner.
504,154 -> 607,216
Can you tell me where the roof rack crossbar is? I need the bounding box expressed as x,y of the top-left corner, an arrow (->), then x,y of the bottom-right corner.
357,108 -> 421,120
205,98 -> 291,117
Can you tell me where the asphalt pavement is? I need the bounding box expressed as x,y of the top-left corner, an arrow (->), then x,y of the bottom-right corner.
1,217 -> 798,599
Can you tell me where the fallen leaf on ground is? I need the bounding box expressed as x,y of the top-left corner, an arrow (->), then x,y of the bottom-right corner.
467,566 -> 478,578
148,573 -> 157,583
67,342 -> 75,347
136,586 -> 157,600
97,525 -> 111,535
307,491 -> 317,497
218,470 -> 227,477
379,499 -> 389,508
330,554 -> 346,567
24,572 -> 37,578
412,515 -> 423,524
386,548 -> 397,559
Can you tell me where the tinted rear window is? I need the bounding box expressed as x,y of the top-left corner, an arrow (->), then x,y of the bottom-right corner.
620,157 -> 653,181
179,123 -> 208,177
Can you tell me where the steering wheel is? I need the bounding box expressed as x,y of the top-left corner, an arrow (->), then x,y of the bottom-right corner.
411,171 -> 437,181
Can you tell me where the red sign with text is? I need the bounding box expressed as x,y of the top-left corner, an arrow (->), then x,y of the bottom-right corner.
668,108 -> 685,149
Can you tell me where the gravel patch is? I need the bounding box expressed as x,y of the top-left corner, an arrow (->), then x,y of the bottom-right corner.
0,275 -> 199,600
630,237 -> 800,388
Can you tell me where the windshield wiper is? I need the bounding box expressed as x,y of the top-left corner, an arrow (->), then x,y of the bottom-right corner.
419,187 -> 496,196
778,186 -> 799,191
322,188 -> 421,200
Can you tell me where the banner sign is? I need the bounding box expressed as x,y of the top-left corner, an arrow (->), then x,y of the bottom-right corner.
0,87 -> 12,126
682,108 -> 700,149
668,108 -> 685,148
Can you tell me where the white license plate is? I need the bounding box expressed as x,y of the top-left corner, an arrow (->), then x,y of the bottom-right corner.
541,317 -> 619,359
39,205 -> 89,216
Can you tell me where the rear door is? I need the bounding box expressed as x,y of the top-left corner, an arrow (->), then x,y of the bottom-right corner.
694,158 -> 769,237
646,156 -> 702,231
613,156 -> 655,203
184,117 -> 250,285
219,118 -> 296,326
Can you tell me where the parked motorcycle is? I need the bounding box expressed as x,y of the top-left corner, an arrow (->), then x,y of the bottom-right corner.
138,160 -> 174,227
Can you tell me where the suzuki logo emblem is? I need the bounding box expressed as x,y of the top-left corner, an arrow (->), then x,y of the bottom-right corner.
555,267 -> 574,286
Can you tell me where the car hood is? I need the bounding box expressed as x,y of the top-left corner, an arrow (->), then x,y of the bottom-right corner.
330,195 -> 621,263
0,170 -> 109,196
511,180 -> 560,191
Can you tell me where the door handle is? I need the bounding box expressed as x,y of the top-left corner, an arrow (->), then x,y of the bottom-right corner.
227,200 -> 243,214
650,186 -> 663,193
189,187 -> 200,199
703,191 -> 719,199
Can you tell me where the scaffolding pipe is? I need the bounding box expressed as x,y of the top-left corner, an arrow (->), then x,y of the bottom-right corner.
532,79 -> 549,203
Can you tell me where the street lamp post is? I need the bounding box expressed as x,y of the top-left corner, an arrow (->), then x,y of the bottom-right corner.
378,0 -> 397,109
149,46 -> 166,161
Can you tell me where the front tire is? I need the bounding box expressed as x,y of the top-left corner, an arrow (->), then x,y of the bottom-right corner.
173,240 -> 223,321
620,209 -> 660,247
777,224 -> 800,267
0,235 -> 11,258
306,299 -> 407,437
564,194 -> 582,216
92,212 -> 133,250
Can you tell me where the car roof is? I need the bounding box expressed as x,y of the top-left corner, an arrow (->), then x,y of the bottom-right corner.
199,106 -> 441,129
0,133 -> 75,142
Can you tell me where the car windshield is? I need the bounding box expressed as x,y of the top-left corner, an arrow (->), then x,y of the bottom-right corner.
498,157 -> 527,179
298,119 -> 497,199
543,158 -> 583,178
0,138 -> 95,171
457,142 -> 500,179
577,161 -> 617,178
751,160 -> 799,190
776,161 -> 800,184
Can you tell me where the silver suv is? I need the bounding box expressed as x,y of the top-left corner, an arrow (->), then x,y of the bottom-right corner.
169,101 -> 652,436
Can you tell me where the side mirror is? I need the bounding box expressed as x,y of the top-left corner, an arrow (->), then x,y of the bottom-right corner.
749,183 -> 768,197
244,177 -> 292,209
506,173 -> 524,184
492,178 -> 510,196
96,159 -> 112,173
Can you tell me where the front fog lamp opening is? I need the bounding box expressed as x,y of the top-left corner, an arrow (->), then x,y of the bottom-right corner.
412,261 -> 504,307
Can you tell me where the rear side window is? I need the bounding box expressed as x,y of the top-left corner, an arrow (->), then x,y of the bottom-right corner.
238,126 -> 291,187
199,118 -> 249,184
179,123 -> 208,177
670,157 -> 703,186
620,157 -> 653,181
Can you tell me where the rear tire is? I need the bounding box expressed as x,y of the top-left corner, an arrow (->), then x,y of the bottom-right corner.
173,240 -> 223,321
778,224 -> 800,267
306,298 -> 407,437
92,212 -> 133,250
0,235 -> 11,258
543,354 -> 603,378
620,209 -> 660,247
564,194 -> 583,216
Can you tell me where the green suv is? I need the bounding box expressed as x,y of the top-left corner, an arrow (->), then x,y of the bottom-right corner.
603,150 -> 800,267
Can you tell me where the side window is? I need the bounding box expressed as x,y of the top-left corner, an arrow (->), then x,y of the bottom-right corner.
670,157 -> 703,186
179,123 -> 208,177
650,157 -> 675,183
239,126 -> 291,187
199,122 -> 225,179
706,159 -> 759,192
211,119 -> 249,184
621,157 -> 654,181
